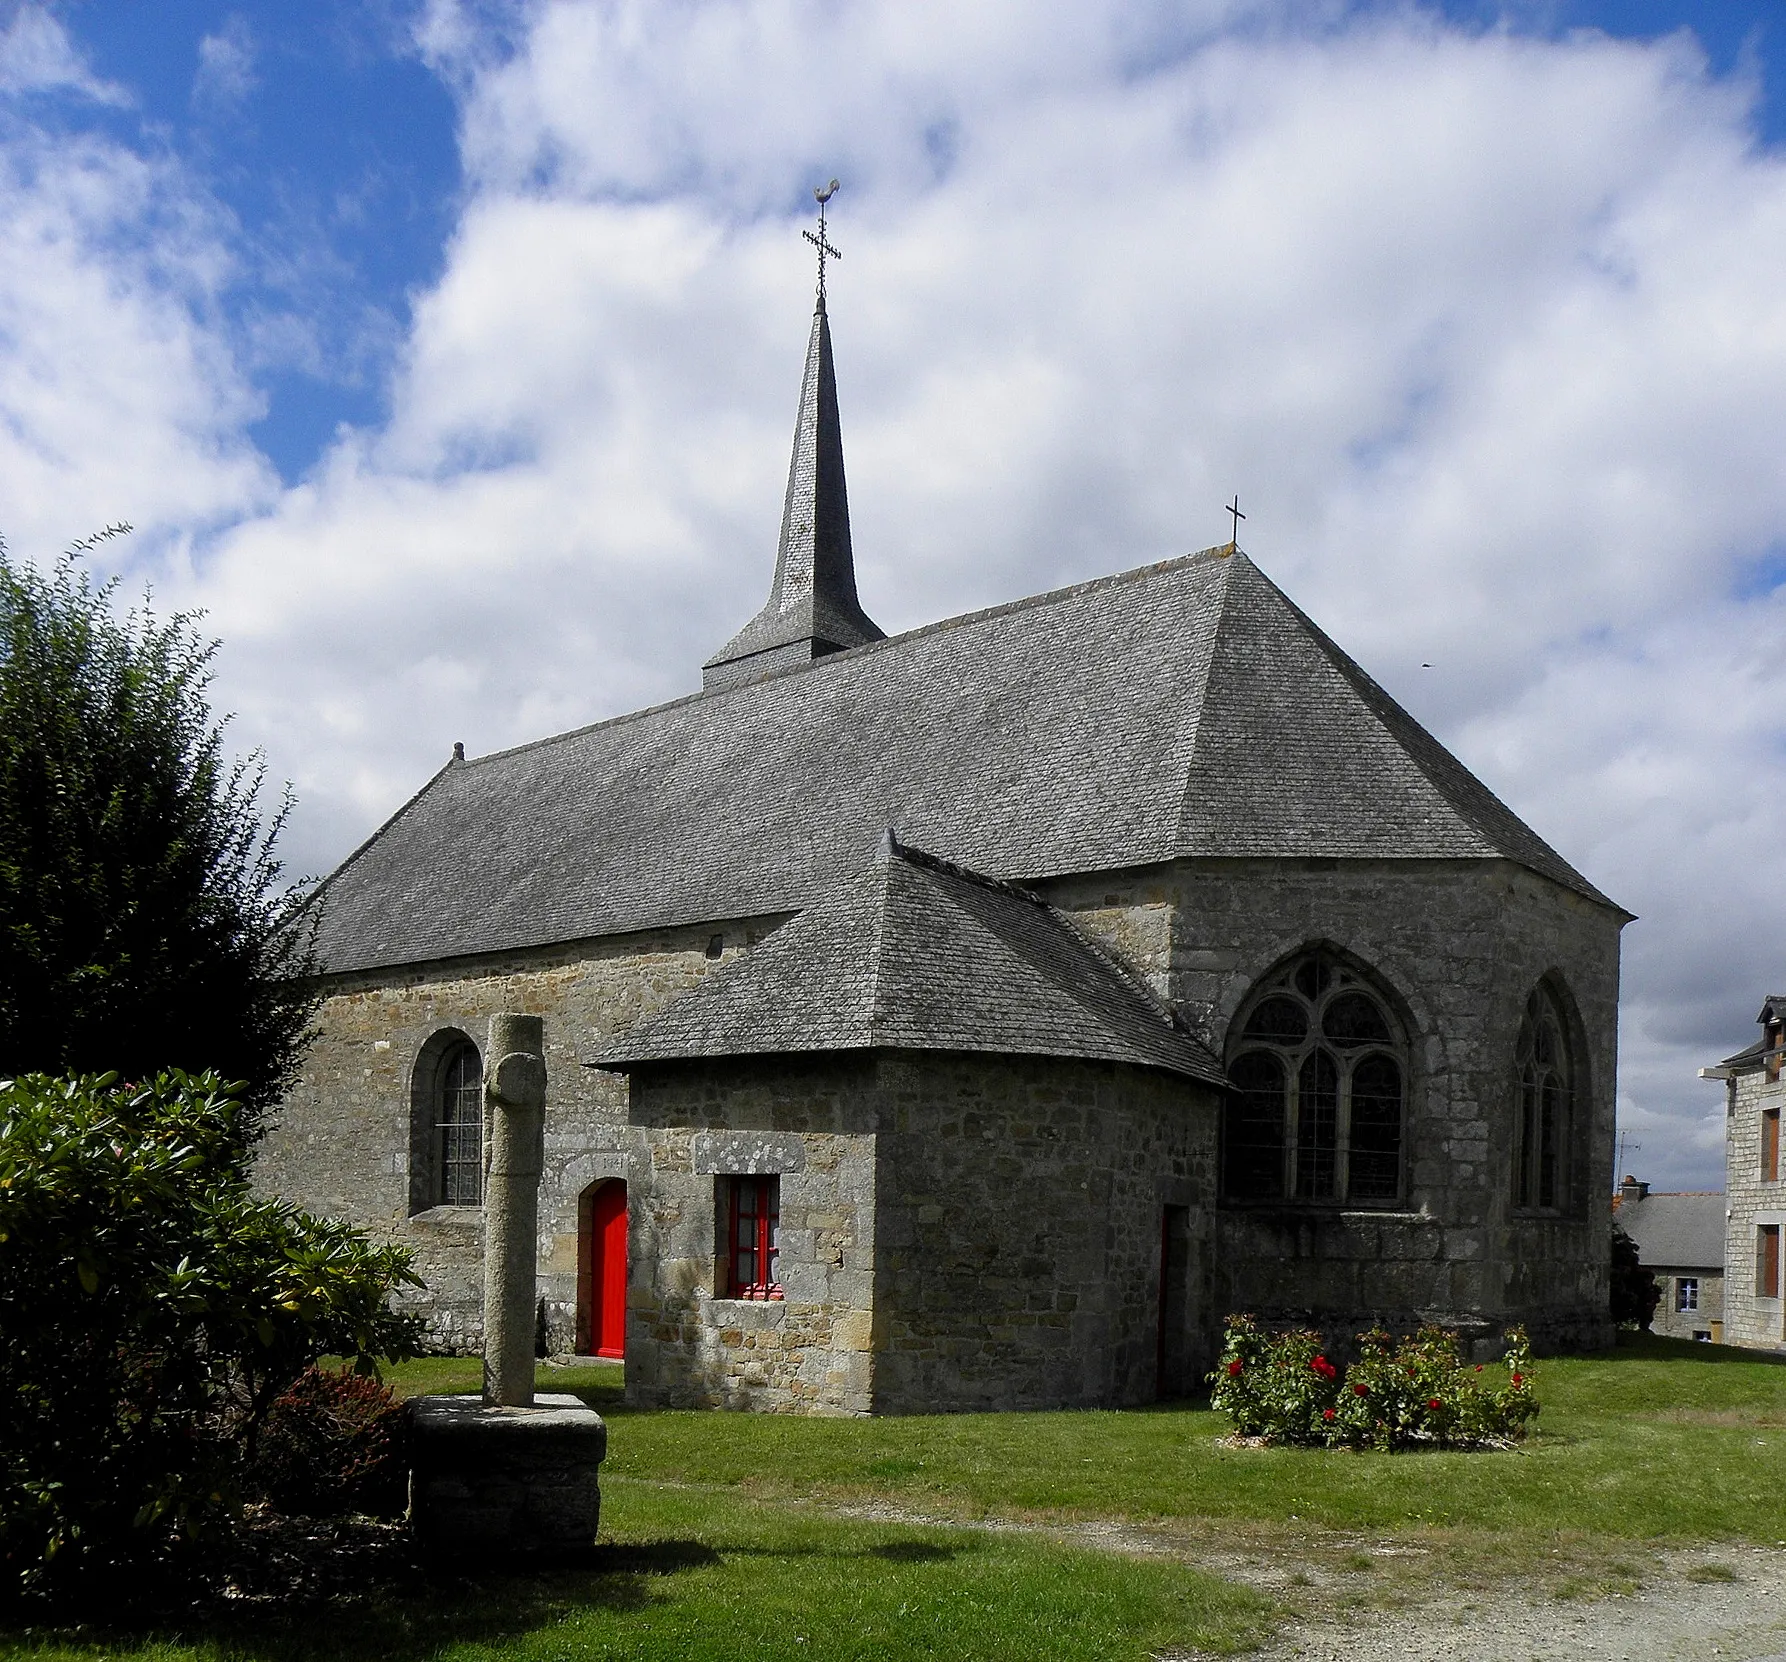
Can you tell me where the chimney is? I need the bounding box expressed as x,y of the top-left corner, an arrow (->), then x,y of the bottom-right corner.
1619,1174 -> 1648,1206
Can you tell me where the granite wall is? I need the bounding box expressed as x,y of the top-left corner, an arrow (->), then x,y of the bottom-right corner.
1046,855 -> 1623,1353
870,1052 -> 1220,1412
622,1054 -> 880,1414
254,914 -> 789,1348
260,850 -> 1622,1386
1722,1066 -> 1786,1351
618,1049 -> 1219,1415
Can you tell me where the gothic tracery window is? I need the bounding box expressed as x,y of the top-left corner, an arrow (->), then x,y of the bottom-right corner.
1222,951 -> 1406,1204
1513,985 -> 1573,1212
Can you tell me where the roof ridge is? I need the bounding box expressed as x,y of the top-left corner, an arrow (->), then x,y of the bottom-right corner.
448,544 -> 1237,773
864,851 -> 894,1043
1173,551 -> 1241,843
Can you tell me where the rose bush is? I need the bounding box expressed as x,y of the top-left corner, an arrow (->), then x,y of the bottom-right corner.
1209,1316 -> 1537,1451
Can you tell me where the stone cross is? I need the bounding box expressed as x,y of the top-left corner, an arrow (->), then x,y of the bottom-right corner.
482,1013 -> 547,1407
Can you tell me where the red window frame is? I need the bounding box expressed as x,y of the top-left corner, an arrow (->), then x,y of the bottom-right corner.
725,1175 -> 781,1300
1765,1109 -> 1781,1183
1760,1224 -> 1781,1301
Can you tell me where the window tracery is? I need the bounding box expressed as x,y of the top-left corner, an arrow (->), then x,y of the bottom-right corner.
1514,984 -> 1573,1212
1222,950 -> 1407,1204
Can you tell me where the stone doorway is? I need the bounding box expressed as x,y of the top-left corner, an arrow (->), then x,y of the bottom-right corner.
577,1179 -> 627,1359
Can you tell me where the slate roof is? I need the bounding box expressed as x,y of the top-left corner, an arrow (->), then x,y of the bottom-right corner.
304,546 -> 1618,977
1619,1191 -> 1725,1272
596,837 -> 1224,1085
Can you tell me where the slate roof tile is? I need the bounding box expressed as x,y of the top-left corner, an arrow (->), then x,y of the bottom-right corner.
304,547 -> 1615,976
597,838 -> 1224,1084
1618,1191 -> 1725,1272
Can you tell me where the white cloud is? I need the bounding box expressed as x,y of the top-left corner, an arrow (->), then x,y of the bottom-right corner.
3,1 -> 1783,1190
193,14 -> 257,112
0,19 -> 273,560
0,4 -> 124,102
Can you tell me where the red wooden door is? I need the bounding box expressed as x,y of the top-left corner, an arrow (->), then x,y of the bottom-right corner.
584,1180 -> 628,1359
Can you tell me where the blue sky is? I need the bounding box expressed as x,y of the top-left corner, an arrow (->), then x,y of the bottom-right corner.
5,0 -> 1786,1189
61,2 -> 459,481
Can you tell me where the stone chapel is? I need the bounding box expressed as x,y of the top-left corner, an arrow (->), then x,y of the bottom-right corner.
259,282 -> 1624,1415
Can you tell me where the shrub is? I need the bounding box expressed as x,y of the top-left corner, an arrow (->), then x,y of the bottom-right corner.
252,1367 -> 407,1519
0,1070 -> 424,1595
1209,1315 -> 1537,1451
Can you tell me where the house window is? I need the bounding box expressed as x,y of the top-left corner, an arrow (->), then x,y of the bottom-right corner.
1765,1109 -> 1781,1183
435,1042 -> 483,1206
1514,984 -> 1574,1212
1768,1020 -> 1783,1084
1675,1277 -> 1699,1313
720,1175 -> 781,1299
1759,1225 -> 1782,1300
1222,951 -> 1406,1204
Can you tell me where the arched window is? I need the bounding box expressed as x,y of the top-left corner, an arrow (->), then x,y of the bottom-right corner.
1222,950 -> 1407,1204
1514,984 -> 1573,1211
435,1041 -> 483,1206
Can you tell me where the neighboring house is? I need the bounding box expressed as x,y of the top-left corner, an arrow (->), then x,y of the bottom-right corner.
258,282 -> 1627,1416
1703,997 -> 1786,1352
1613,1177 -> 1724,1342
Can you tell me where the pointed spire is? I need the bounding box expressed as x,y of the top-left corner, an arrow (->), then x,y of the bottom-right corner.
703,296 -> 884,691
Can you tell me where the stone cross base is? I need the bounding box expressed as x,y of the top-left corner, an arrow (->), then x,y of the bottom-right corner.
408,1393 -> 606,1562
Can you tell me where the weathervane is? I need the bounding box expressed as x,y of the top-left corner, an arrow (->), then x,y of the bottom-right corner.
804,178 -> 841,304
1225,496 -> 1246,551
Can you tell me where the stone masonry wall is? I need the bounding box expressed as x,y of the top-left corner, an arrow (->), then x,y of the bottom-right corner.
871,1053 -> 1220,1412
255,915 -> 790,1349
622,1055 -> 879,1413
1043,856 -> 1622,1353
1648,1267 -> 1724,1342
1722,1068 -> 1785,1352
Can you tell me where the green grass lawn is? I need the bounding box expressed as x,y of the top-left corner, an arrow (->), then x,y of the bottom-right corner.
3,1484 -> 1270,1662
9,1334 -> 1786,1662
508,1334 -> 1786,1543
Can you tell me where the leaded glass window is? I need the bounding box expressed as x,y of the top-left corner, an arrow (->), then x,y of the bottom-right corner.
436,1042 -> 483,1206
1221,950 -> 1407,1204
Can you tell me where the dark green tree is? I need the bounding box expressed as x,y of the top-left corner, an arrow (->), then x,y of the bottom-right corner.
0,535 -> 316,1124
1611,1223 -> 1661,1330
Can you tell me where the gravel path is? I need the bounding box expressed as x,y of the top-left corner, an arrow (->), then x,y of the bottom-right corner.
1224,1547 -> 1786,1662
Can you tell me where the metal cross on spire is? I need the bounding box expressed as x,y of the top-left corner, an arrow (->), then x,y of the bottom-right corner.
1225,496 -> 1246,551
804,178 -> 842,304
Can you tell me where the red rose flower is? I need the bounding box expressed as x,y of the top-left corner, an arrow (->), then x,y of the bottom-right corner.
1353,1384 -> 1368,1396
1511,1372 -> 1524,1386
1323,1408 -> 1335,1421
1227,1358 -> 1243,1376
1428,1397 -> 1442,1411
